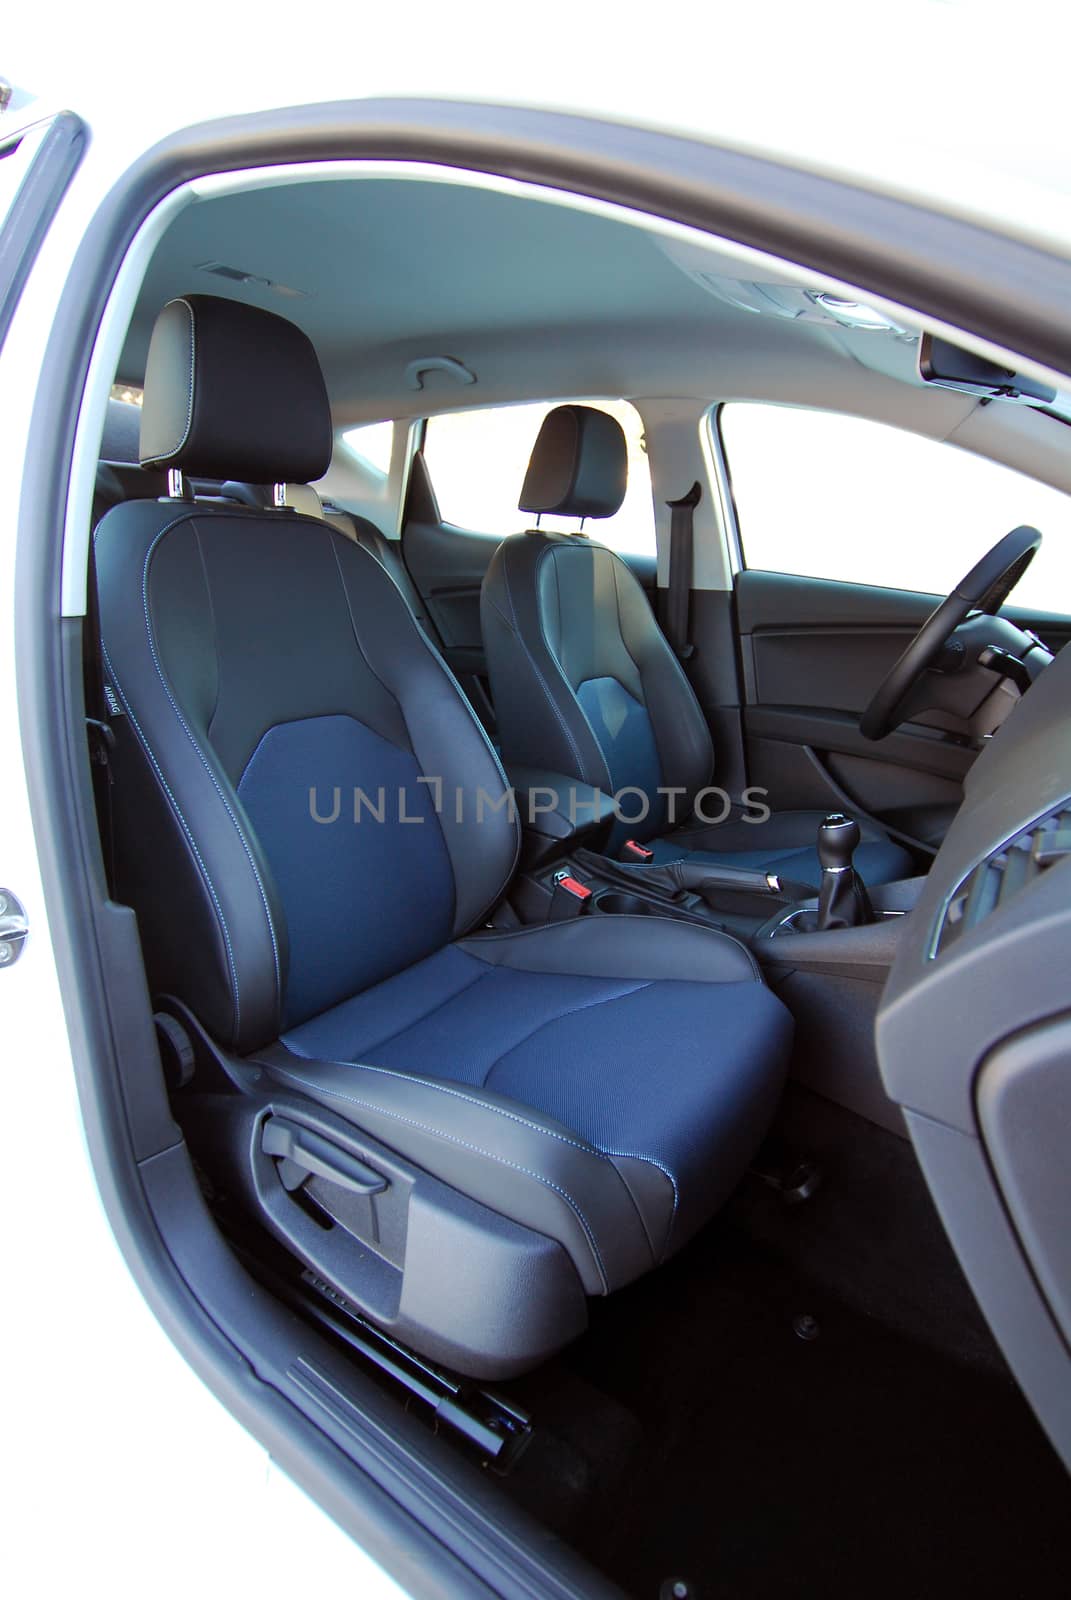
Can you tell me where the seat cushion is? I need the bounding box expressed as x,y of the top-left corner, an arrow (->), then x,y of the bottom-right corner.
649,808 -> 914,889
268,917 -> 792,1293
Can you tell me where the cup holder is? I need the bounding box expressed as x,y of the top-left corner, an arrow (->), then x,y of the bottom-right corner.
595,891 -> 668,917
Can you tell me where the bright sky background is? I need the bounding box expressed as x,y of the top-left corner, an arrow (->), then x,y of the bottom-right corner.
423,401 -> 657,554
348,399 -> 1071,600
8,2 -> 1071,262
721,404 -> 1071,614
8,0 -> 1071,598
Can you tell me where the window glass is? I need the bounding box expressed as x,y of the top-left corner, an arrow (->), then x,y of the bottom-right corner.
423,400 -> 656,557
110,382 -> 143,407
719,402 -> 1071,614
342,421 -> 394,475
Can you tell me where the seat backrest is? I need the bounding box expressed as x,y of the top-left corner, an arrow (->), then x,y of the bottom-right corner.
481,405 -> 713,846
94,294 -> 518,1052
220,479 -> 433,629
324,506 -> 431,627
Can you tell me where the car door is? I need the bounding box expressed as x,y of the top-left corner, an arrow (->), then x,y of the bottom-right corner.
401,400 -> 659,721
716,402 -> 1071,847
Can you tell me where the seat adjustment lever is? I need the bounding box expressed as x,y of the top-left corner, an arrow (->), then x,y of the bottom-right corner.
262,1117 -> 388,1197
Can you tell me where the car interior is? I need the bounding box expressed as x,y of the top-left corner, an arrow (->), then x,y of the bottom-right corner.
74,163 -> 1071,1595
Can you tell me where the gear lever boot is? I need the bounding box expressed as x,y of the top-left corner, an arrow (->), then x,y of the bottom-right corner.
816,813 -> 873,931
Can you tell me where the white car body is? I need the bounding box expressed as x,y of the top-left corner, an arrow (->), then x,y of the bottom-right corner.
3,5 -> 1070,1592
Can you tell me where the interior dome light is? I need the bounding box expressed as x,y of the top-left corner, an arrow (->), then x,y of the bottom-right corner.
808,293 -> 903,331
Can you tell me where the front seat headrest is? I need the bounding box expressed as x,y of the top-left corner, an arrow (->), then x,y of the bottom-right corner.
139,294 -> 332,484
518,404 -> 627,520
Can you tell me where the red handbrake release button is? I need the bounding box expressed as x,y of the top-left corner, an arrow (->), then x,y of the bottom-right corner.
622,839 -> 654,862
557,875 -> 592,900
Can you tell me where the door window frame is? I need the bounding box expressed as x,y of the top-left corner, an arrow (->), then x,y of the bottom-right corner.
20,95 -> 1071,1576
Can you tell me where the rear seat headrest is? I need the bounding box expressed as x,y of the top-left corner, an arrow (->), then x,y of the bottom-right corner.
519,404 -> 627,520
139,294 -> 332,484
102,397 -> 142,464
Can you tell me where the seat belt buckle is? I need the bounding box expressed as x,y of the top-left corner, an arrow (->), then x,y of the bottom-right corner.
621,839 -> 655,863
549,871 -> 593,920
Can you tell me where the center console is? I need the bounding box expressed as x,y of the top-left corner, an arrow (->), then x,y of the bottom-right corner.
504,771 -> 923,953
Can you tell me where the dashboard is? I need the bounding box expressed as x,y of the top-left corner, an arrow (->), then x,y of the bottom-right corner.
877,638 -> 1071,1466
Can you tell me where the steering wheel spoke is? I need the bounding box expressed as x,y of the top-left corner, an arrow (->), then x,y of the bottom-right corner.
860,526 -> 1042,740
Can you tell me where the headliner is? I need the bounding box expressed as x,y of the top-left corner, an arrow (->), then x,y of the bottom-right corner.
124,172 -> 943,426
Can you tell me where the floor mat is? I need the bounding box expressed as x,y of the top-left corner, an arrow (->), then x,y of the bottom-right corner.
502,1090 -> 1071,1599
578,1232 -> 1069,1599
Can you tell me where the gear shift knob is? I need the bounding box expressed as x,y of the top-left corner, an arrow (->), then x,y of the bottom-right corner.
817,813 -> 861,873
816,813 -> 871,931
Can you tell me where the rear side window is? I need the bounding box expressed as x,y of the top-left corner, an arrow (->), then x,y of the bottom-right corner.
719,401 -> 1071,614
422,400 -> 656,556
341,421 -> 394,475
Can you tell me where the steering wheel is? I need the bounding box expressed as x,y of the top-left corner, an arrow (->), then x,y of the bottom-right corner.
860,525 -> 1042,740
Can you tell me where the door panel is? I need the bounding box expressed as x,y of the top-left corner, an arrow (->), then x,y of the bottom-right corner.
402,515 -> 498,671
735,569 -> 1069,843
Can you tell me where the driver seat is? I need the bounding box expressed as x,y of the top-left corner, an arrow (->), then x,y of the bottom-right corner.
481,406 -> 914,889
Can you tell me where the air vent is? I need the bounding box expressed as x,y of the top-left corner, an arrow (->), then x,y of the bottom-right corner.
933,802 -> 1071,957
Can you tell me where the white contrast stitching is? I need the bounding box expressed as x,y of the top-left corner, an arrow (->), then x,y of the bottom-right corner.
286,965 -> 493,1064
497,542 -> 591,779
462,918 -> 762,982
285,1055 -> 596,1155
602,1146 -> 680,1259
333,534 -> 522,919
272,1067 -> 610,1290
172,297 -> 196,457
286,977 -> 652,1156
100,639 -> 242,1031
141,523 -> 283,1009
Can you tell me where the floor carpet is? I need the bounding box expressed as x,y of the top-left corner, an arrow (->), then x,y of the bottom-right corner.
500,1089 -> 1071,1599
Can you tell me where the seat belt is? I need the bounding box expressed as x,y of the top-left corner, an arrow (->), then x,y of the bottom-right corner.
665,481 -> 702,661
83,539 -> 118,892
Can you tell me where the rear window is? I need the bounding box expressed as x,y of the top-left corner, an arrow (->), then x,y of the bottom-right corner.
423,399 -> 656,556
341,421 -> 394,475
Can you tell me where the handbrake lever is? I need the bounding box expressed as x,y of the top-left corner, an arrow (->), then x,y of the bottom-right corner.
573,849 -> 810,906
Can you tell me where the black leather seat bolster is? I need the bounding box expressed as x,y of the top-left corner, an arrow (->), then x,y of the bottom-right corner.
220,479 -> 433,629
461,913 -> 761,983
482,532 -> 714,810
255,917 -> 772,1295
93,499 -> 519,1051
257,1037 -> 655,1295
483,535 -> 612,786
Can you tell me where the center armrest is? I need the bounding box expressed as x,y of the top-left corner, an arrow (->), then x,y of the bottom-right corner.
505,765 -> 616,864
